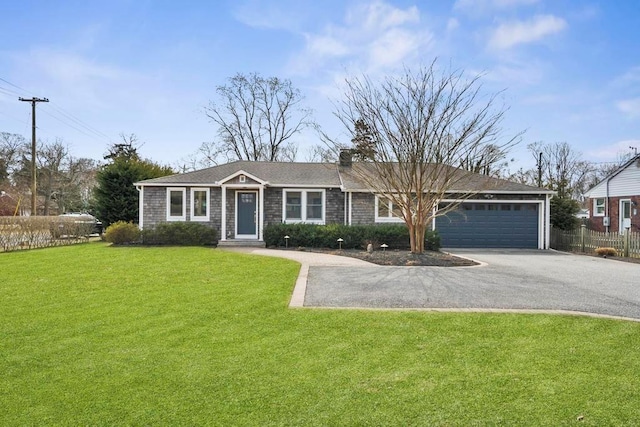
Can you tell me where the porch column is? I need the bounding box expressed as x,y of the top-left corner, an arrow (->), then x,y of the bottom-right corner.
137,186 -> 144,229
259,185 -> 265,241
221,185 -> 227,241
544,194 -> 551,249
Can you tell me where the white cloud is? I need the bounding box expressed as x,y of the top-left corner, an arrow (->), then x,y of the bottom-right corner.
586,139 -> 640,162
305,32 -> 350,58
446,18 -> 460,32
483,61 -> 544,86
232,0 -> 307,32
617,98 -> 640,118
489,15 -> 567,50
454,0 -> 539,14
291,1 -> 432,75
351,1 -> 420,31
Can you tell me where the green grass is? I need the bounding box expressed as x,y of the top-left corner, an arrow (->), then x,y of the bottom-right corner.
1,243 -> 639,426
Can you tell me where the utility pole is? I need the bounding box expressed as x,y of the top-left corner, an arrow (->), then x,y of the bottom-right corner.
19,96 -> 49,216
537,152 -> 543,188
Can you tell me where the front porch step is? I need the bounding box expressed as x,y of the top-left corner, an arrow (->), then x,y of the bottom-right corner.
217,240 -> 266,248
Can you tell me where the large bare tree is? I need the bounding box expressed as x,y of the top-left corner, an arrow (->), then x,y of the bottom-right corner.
203,72 -> 312,163
527,141 -> 594,199
332,62 -> 518,253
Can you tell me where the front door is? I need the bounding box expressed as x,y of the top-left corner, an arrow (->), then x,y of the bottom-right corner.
236,191 -> 257,238
620,199 -> 632,233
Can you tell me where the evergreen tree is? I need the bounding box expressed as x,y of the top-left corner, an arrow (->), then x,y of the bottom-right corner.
94,142 -> 173,226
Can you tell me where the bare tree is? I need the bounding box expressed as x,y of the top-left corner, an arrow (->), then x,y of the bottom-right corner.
0,132 -> 26,188
305,144 -> 338,163
528,141 -> 594,199
203,73 -> 311,162
331,62 -> 518,253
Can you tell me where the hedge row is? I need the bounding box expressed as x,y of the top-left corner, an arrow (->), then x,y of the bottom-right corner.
142,222 -> 218,246
264,223 -> 440,251
104,221 -> 218,246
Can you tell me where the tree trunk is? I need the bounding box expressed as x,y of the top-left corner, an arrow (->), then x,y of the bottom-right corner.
411,221 -> 426,253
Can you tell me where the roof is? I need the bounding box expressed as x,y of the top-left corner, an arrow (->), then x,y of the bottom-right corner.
339,162 -> 552,194
584,154 -> 640,197
136,160 -> 552,194
136,160 -> 342,187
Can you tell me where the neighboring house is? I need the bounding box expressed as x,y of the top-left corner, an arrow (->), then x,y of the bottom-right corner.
584,154 -> 640,233
135,156 -> 554,249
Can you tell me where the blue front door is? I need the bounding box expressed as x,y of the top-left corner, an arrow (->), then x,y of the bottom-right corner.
237,192 -> 257,237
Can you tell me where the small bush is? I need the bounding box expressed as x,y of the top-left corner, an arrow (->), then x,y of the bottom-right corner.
104,221 -> 141,245
595,247 -> 617,257
141,222 -> 218,246
263,223 -> 440,251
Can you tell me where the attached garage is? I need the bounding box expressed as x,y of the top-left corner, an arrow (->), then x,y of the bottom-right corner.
435,202 -> 540,248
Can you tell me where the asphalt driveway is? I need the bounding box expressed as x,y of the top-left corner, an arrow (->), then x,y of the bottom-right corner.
304,249 -> 640,321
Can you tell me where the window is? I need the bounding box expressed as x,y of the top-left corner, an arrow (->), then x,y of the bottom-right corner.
593,198 -> 605,216
307,191 -> 323,220
283,190 -> 325,223
285,191 -> 302,220
191,188 -> 210,221
375,196 -> 403,222
166,188 -> 186,221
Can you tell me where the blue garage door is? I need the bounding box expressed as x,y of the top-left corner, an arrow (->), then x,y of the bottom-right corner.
435,203 -> 539,248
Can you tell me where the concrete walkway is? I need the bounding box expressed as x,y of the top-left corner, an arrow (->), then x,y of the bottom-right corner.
222,248 -> 640,322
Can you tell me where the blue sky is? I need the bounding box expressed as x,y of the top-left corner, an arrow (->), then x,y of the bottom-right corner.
1,0 -> 639,171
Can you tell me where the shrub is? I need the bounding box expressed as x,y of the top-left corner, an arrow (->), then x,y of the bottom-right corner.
141,222 -> 218,246
263,223 -> 440,251
595,247 -> 617,257
104,221 -> 141,245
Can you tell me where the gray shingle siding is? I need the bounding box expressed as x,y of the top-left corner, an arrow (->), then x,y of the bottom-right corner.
351,192 -> 375,225
142,186 -> 166,228
325,188 -> 345,224
142,187 -> 222,235
264,188 -> 283,225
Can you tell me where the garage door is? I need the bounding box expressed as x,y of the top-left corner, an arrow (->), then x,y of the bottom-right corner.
435,203 -> 539,248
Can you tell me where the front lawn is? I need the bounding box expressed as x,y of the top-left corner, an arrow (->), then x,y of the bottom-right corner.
1,243 -> 638,425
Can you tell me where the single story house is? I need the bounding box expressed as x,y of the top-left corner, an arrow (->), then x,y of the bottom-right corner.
584,154 -> 640,233
135,157 -> 554,249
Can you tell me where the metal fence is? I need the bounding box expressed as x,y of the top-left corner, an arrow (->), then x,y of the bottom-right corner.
550,225 -> 640,258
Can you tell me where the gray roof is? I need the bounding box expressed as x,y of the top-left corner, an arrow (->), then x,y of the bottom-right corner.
136,161 -> 342,187
339,162 -> 552,193
137,160 -> 552,193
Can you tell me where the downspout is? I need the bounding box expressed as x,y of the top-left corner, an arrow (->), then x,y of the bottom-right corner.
605,178 -> 610,233
344,192 -> 347,225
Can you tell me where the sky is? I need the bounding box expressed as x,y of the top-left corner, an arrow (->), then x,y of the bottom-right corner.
1,0 -> 639,172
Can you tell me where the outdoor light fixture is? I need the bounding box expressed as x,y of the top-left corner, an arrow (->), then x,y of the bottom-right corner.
284,235 -> 290,248
380,243 -> 388,252
337,237 -> 344,250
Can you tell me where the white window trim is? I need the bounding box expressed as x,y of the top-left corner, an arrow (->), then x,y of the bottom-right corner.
190,188 -> 210,222
166,187 -> 186,221
374,195 -> 404,223
282,189 -> 326,224
593,198 -> 605,217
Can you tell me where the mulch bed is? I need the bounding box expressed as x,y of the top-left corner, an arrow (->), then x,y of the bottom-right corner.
291,247 -> 478,267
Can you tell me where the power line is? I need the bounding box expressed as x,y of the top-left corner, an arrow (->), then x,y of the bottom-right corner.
1,75 -> 116,147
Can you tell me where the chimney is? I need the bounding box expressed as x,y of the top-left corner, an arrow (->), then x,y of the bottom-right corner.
339,149 -> 353,167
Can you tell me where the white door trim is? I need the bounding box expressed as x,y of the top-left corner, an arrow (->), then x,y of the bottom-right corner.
619,199 -> 632,233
